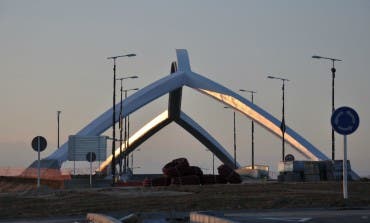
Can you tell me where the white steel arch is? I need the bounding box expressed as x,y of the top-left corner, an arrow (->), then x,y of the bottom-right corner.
46,49 -> 329,169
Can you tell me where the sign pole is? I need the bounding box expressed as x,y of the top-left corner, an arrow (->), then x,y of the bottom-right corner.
37,137 -> 40,189
90,155 -> 92,188
86,152 -> 96,188
343,135 -> 348,199
331,106 -> 359,200
31,136 -> 47,189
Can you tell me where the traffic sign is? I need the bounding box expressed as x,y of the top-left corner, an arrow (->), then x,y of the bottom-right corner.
284,154 -> 295,162
86,152 -> 96,162
31,135 -> 47,189
331,106 -> 360,135
331,106 -> 360,199
86,152 -> 96,187
31,136 -> 47,152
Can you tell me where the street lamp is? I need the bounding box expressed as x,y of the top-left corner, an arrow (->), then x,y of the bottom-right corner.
205,149 -> 215,175
107,53 -> 136,184
116,77 -> 138,176
224,106 -> 237,169
212,152 -> 215,175
312,55 -> 342,161
123,88 -> 139,174
267,75 -> 289,161
239,89 -> 257,169
57,111 -> 61,149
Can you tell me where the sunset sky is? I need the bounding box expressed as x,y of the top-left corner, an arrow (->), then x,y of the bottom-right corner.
1,1 -> 369,176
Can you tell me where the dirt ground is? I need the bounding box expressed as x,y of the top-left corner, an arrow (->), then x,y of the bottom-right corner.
0,178 -> 369,219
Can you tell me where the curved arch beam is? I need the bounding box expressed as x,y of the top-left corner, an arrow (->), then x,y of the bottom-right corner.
187,71 -> 328,160
176,112 -> 239,168
47,71 -> 187,163
47,49 -> 328,168
98,110 -> 239,172
98,110 -> 171,172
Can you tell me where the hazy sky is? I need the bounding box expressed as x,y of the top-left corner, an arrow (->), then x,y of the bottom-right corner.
1,1 -> 369,176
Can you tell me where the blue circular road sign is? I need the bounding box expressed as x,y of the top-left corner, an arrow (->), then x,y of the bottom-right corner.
31,136 -> 47,152
284,154 -> 295,162
331,106 -> 359,135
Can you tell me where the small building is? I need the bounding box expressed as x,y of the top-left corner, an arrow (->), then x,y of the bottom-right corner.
278,160 -> 352,182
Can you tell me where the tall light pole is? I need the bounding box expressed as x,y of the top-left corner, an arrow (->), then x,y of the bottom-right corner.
267,75 -> 289,161
312,55 -> 342,161
123,88 -> 139,174
107,53 -> 136,184
206,149 -> 215,175
239,89 -> 257,169
116,78 -> 138,176
224,106 -> 237,169
212,152 -> 215,175
57,111 -> 61,149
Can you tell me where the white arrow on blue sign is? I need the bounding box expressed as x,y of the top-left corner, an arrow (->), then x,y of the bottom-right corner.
331,106 -> 359,135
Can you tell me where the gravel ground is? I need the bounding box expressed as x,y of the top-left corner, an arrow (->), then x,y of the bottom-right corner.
0,178 -> 369,219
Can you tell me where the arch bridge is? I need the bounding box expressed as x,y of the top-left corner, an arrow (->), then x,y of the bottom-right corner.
42,49 -> 331,174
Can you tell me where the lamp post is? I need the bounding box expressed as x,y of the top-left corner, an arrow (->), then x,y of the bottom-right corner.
312,55 -> 342,161
224,106 -> 237,169
116,78 -> 138,176
212,152 -> 215,175
57,111 -> 61,149
107,53 -> 136,184
123,88 -> 139,174
239,89 -> 257,169
206,149 -> 215,175
267,75 -> 289,161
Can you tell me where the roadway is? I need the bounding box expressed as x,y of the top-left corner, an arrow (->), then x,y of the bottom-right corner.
3,209 -> 369,223
193,209 -> 370,223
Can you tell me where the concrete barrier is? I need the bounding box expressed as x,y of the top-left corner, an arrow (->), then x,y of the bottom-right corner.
190,212 -> 238,223
86,213 -> 121,223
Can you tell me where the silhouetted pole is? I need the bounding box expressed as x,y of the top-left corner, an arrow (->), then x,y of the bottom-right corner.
240,89 -> 257,169
124,90 -> 127,173
206,149 -> 215,175
128,113 -> 132,171
233,110 -> 236,169
124,88 -> 139,173
268,75 -> 289,161
119,79 -> 123,176
116,82 -> 138,176
312,55 -> 342,161
224,106 -> 237,169
212,153 -> 215,175
57,111 -> 61,148
107,53 -> 136,184
116,78 -> 138,175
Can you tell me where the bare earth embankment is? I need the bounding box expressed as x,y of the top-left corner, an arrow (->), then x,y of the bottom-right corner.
0,177 -> 369,219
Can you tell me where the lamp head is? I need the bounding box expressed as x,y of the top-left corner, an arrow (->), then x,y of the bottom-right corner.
312,55 -> 322,59
107,53 -> 136,60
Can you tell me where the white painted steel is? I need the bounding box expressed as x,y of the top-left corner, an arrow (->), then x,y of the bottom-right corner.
46,49 -> 329,169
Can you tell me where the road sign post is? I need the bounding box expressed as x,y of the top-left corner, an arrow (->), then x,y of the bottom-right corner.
343,135 -> 348,198
38,139 -> 40,188
31,136 -> 47,189
86,152 -> 96,187
331,106 -> 359,199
